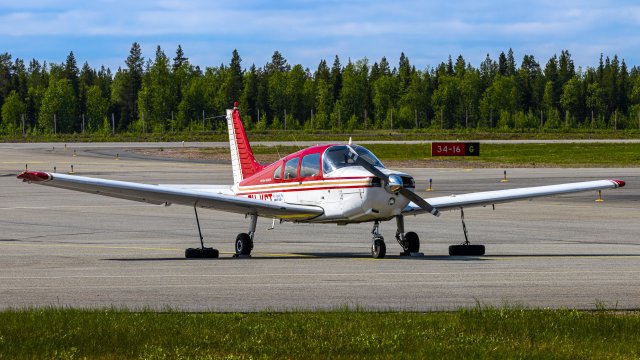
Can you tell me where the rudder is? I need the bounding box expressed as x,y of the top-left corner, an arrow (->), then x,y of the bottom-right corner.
227,104 -> 263,184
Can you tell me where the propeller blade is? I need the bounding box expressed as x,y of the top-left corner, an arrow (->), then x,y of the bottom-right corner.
399,187 -> 441,217
346,145 -> 440,217
346,146 -> 390,181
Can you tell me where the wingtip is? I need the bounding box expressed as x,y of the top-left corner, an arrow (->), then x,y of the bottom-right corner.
17,171 -> 51,182
610,179 -> 626,188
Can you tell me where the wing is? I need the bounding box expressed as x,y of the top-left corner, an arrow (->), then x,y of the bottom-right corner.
17,171 -> 323,220
403,179 -> 625,215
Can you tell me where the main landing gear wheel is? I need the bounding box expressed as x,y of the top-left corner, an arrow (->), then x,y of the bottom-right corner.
448,244 -> 485,256
185,247 -> 219,258
235,233 -> 253,256
404,231 -> 420,253
371,238 -> 386,259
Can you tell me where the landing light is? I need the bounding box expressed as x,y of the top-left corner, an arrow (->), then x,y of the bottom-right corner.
386,175 -> 403,193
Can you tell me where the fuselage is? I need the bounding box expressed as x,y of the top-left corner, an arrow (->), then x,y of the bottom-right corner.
232,144 -> 416,223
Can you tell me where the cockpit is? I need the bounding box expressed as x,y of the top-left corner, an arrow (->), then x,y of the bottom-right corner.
322,145 -> 385,174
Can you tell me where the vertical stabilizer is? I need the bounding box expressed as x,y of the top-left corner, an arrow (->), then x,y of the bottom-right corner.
227,104 -> 263,184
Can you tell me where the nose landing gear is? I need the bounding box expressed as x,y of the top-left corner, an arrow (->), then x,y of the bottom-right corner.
371,221 -> 386,259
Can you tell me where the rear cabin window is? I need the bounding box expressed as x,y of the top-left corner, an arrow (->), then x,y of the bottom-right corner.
284,158 -> 299,180
273,164 -> 282,179
300,153 -> 321,178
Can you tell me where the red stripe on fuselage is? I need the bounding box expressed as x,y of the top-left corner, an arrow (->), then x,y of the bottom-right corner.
236,184 -> 375,196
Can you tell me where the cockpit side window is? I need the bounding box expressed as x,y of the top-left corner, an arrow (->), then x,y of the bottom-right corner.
284,158 -> 299,180
300,153 -> 321,178
273,164 -> 282,180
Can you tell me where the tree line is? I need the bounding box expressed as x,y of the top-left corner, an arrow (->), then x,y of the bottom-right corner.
2,43 -> 640,136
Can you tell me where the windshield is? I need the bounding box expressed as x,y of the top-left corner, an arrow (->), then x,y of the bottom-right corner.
322,145 -> 385,174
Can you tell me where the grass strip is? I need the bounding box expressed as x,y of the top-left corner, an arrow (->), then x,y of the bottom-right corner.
369,143 -> 640,167
191,143 -> 640,167
2,129 -> 640,143
0,307 -> 639,359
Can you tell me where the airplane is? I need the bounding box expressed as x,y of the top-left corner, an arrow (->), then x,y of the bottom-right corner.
17,102 -> 626,259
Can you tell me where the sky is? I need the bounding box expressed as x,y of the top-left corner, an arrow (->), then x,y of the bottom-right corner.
2,0 -> 640,72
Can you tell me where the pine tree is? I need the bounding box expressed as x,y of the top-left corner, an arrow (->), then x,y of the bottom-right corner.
123,42 -> 144,129
330,55 -> 342,104
227,49 -> 243,104
172,45 -> 187,72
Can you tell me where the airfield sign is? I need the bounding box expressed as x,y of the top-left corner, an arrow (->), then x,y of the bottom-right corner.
431,142 -> 480,156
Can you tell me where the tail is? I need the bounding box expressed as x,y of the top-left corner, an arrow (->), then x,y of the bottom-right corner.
227,103 -> 263,184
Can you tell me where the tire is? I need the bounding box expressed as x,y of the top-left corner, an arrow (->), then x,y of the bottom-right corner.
371,238 -> 386,259
448,244 -> 485,256
185,247 -> 219,259
404,232 -> 420,253
235,233 -> 253,255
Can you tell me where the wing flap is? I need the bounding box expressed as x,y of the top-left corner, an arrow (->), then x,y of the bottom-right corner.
403,179 -> 625,215
17,171 -> 323,220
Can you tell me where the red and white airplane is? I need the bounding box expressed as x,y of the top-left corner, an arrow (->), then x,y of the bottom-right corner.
17,103 -> 626,259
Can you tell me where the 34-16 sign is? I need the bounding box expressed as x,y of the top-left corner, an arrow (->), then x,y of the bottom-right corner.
431,142 -> 480,156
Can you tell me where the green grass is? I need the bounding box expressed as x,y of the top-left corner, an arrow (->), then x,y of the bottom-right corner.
2,128 -> 640,143
0,307 -> 639,359
233,143 -> 640,167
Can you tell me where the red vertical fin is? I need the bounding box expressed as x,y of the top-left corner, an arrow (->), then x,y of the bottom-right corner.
227,104 -> 263,184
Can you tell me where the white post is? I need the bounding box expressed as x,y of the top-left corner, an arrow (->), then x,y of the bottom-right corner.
111,113 -> 115,135
465,109 -> 468,128
21,114 -> 25,135
364,109 -> 367,129
82,114 -> 85,133
490,108 -> 492,128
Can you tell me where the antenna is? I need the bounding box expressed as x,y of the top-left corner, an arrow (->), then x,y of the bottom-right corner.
291,134 -> 301,151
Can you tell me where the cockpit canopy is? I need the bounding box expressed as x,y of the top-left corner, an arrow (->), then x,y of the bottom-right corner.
322,145 -> 384,174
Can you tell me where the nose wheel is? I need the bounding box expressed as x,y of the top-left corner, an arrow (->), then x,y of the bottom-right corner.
370,221 -> 386,259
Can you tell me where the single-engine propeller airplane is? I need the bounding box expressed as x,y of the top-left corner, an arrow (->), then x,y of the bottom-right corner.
18,103 -> 626,259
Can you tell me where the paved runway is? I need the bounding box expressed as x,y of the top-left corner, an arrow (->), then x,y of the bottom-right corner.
1,143 -> 639,311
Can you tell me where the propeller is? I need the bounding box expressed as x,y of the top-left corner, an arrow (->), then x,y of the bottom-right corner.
346,146 -> 440,217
